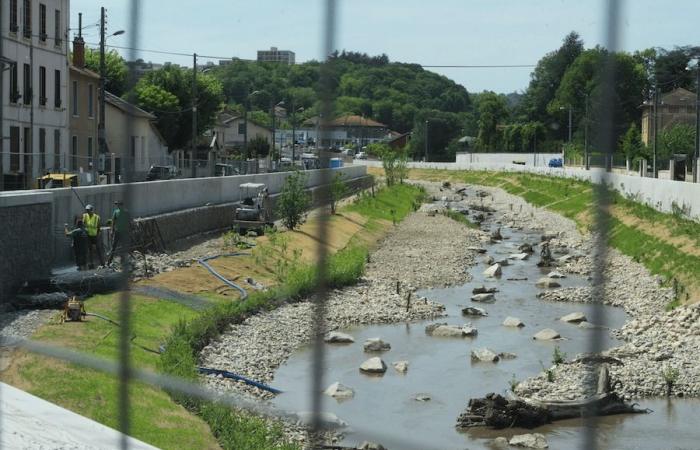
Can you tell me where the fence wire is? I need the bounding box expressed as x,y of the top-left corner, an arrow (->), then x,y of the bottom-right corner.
0,1 -> 630,449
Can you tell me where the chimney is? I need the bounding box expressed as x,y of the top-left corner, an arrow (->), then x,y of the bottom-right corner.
73,13 -> 85,68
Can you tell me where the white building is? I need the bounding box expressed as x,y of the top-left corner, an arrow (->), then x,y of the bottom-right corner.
1,0 -> 70,190
256,47 -> 295,65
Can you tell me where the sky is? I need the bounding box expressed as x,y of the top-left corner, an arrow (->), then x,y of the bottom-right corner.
70,0 -> 699,94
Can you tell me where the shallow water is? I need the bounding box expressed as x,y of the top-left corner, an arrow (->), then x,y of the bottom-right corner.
272,224 -> 699,449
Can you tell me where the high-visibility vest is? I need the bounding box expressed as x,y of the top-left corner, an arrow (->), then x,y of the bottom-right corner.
83,213 -> 100,237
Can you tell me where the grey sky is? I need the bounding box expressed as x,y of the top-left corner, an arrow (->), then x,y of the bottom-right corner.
70,0 -> 698,94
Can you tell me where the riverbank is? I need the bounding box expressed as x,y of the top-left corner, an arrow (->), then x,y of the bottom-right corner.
199,183 -> 485,446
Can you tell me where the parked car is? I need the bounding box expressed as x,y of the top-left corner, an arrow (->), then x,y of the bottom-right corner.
548,158 -> 563,168
146,165 -> 178,181
215,163 -> 239,177
355,151 -> 367,160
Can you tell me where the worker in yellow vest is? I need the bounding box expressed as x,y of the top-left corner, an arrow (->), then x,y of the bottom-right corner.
82,204 -> 105,269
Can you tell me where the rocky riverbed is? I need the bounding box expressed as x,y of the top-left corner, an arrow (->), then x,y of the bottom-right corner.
198,184 -> 485,445
438,181 -> 699,404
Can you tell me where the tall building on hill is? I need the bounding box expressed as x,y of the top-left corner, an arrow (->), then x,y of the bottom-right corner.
257,47 -> 295,65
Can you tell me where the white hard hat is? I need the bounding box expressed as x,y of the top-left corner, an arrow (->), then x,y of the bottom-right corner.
85,204 -> 94,211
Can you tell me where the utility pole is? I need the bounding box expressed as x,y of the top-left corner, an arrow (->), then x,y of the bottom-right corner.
291,107 -> 296,165
567,105 -> 573,143
424,120 -> 429,162
0,1 -> 4,191
584,94 -> 590,170
191,53 -> 197,178
98,7 -> 106,159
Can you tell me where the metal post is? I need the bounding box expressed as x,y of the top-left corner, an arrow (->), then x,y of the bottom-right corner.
98,7 -> 106,158
695,67 -> 699,183
424,120 -> 428,162
27,39 -> 33,189
0,0 -> 3,191
243,107 -> 248,159
191,53 -> 197,178
568,105 -> 573,143
585,94 -> 589,170
292,106 -> 296,165
271,103 -> 275,167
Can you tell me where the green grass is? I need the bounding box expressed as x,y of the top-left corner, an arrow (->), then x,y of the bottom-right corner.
158,183 -> 424,450
441,209 -> 478,228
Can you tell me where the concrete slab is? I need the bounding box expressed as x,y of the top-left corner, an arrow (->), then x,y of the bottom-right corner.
0,382 -> 158,450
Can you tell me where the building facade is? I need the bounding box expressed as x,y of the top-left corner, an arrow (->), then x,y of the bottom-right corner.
68,34 -> 99,183
641,87 -> 697,146
215,114 -> 272,150
1,0 -> 70,190
257,47 -> 295,65
104,92 -> 170,182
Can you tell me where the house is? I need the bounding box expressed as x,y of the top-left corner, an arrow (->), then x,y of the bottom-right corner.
1,0 -> 70,190
214,113 -> 272,151
387,131 -> 411,150
299,114 -> 390,148
641,87 -> 697,145
68,32 -> 99,181
104,92 -> 169,182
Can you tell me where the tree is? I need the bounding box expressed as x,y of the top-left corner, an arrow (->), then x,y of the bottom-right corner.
476,92 -> 509,151
659,124 -> 695,159
133,64 -> 224,149
85,47 -> 128,96
330,171 -> 348,214
276,171 -> 311,230
248,135 -> 270,159
620,123 -> 644,162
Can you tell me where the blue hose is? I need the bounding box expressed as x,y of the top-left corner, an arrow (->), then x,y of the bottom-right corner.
197,367 -> 282,394
197,253 -> 250,300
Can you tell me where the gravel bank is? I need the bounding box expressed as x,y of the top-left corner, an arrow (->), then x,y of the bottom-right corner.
199,184 -> 484,444
451,182 -> 699,402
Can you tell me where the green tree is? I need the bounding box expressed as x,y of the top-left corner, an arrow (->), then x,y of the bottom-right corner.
276,171 -> 311,230
133,64 -> 224,149
248,135 -> 270,159
620,123 -> 644,161
659,124 -> 695,159
476,92 -> 509,151
85,47 -> 128,96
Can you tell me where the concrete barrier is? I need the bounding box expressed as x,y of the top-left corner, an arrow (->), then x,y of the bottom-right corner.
0,166 -> 368,301
361,160 -> 700,221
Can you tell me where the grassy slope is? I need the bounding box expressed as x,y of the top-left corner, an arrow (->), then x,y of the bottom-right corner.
1,183 -> 425,450
396,168 -> 700,306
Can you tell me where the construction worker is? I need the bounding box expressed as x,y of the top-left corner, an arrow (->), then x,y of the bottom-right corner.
83,204 -> 105,269
64,218 -> 89,271
107,200 -> 130,265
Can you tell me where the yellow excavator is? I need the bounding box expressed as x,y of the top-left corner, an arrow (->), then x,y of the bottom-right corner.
35,173 -> 79,189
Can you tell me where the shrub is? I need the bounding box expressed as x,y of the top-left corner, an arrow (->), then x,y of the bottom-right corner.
276,171 -> 311,230
552,345 -> 567,366
330,171 -> 348,214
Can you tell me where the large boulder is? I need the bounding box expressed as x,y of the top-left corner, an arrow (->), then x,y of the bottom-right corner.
533,328 -> 561,340
547,271 -> 566,279
467,246 -> 487,254
560,312 -> 587,323
393,360 -> 409,373
502,316 -> 525,327
510,253 -> 530,260
462,306 -> 488,317
359,442 -> 387,450
509,433 -> 549,448
324,331 -> 355,344
484,255 -> 495,265
470,348 -> 500,362
360,357 -> 387,374
363,338 -> 391,352
518,243 -> 534,253
536,277 -> 561,288
324,382 -> 355,399
471,293 -> 496,303
426,323 -> 478,337
295,411 -> 347,429
484,263 -> 502,278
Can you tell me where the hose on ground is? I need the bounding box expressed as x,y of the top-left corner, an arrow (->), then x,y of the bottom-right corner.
84,312 -> 161,354
197,366 -> 282,394
197,253 -> 250,300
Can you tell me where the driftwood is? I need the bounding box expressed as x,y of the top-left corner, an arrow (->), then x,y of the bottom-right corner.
456,364 -> 648,429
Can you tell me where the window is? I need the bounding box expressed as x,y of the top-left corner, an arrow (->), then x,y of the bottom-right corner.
130,136 -> 137,159
71,80 -> 78,116
23,127 -> 31,174
54,9 -> 61,46
53,129 -> 60,170
39,4 -> 46,40
39,128 -> 46,171
23,0 -> 31,39
71,136 -> 78,170
141,136 -> 146,166
238,123 -> 246,134
54,69 -> 61,107
10,127 -> 20,171
10,0 -> 19,33
23,63 -> 31,105
39,66 -> 46,105
10,64 -> 19,103
88,84 -> 94,117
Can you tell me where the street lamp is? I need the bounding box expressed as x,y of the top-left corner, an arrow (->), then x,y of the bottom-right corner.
687,58 -> 700,182
559,105 -> 573,143
243,90 -> 261,159
292,106 -> 304,165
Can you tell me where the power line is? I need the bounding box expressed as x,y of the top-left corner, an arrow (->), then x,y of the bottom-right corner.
421,64 -> 535,68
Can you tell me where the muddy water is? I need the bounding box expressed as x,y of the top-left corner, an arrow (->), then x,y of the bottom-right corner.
272,225 -> 699,449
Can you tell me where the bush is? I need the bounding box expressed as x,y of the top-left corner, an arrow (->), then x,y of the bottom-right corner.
276,171 -> 311,230
330,171 -> 348,214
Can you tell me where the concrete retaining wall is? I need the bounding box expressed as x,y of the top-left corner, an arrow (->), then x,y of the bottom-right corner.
362,160 -> 700,221
0,166 -> 367,300
455,152 -> 562,167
